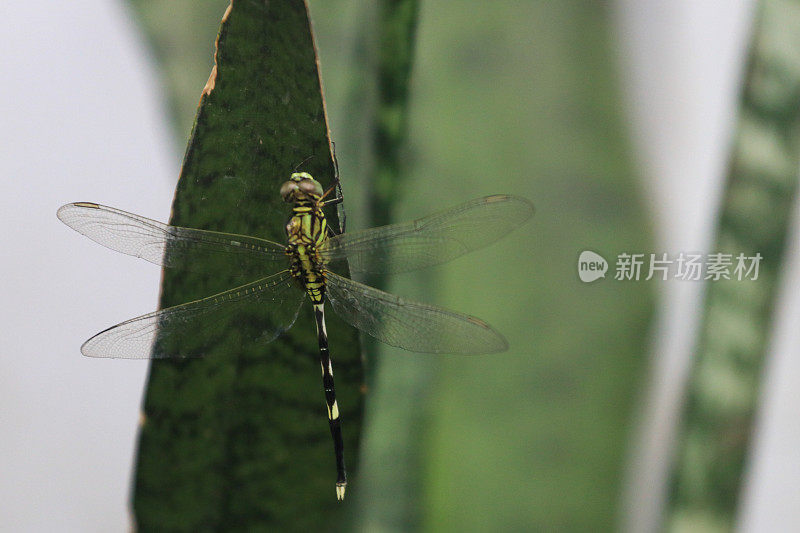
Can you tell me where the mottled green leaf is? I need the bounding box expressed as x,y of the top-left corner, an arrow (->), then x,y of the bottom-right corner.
132,2 -> 363,530
668,0 -> 800,530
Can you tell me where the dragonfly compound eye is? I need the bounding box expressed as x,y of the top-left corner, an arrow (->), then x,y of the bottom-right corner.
280,181 -> 299,201
298,178 -> 324,197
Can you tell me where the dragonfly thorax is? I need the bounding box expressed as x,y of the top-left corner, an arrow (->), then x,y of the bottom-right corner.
284,175 -> 329,305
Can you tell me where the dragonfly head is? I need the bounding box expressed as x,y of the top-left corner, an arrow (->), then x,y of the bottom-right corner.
281,172 -> 324,202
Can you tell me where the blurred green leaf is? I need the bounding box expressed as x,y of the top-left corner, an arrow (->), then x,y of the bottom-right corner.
131,2 -> 363,530
312,1 -> 654,530
128,0 -> 230,140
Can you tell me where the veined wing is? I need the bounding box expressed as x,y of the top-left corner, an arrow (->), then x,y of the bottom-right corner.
82,270 -> 303,359
326,272 -> 507,354
321,195 -> 533,274
57,202 -> 288,277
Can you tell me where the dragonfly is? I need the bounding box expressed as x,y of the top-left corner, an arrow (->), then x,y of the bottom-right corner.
57,172 -> 534,500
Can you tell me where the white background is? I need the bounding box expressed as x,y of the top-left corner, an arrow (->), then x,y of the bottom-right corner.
0,1 -> 797,531
0,2 -> 175,531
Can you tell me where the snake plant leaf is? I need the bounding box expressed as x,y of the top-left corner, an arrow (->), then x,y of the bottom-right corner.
668,0 -> 800,529
132,2 -> 363,530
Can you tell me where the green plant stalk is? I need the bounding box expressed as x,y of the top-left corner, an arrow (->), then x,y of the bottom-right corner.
667,1 -> 800,530
367,0 -> 420,231
132,2 -> 363,530
348,0 -> 431,530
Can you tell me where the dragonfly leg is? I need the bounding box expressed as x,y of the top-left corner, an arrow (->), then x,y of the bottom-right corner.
321,186 -> 345,234
313,303 -> 347,500
322,142 -> 346,232
323,200 -> 344,238
320,171 -> 345,233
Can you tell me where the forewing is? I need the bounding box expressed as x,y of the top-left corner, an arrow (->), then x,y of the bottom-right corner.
326,272 -> 507,354
321,195 -> 533,274
57,202 -> 288,279
81,271 -> 303,359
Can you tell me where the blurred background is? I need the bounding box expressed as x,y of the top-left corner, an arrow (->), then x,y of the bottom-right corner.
2,0 -> 799,531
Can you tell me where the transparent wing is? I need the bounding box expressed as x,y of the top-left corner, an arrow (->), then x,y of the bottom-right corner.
326,272 -> 507,354
81,271 -> 303,359
57,202 -> 288,277
321,195 -> 533,274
